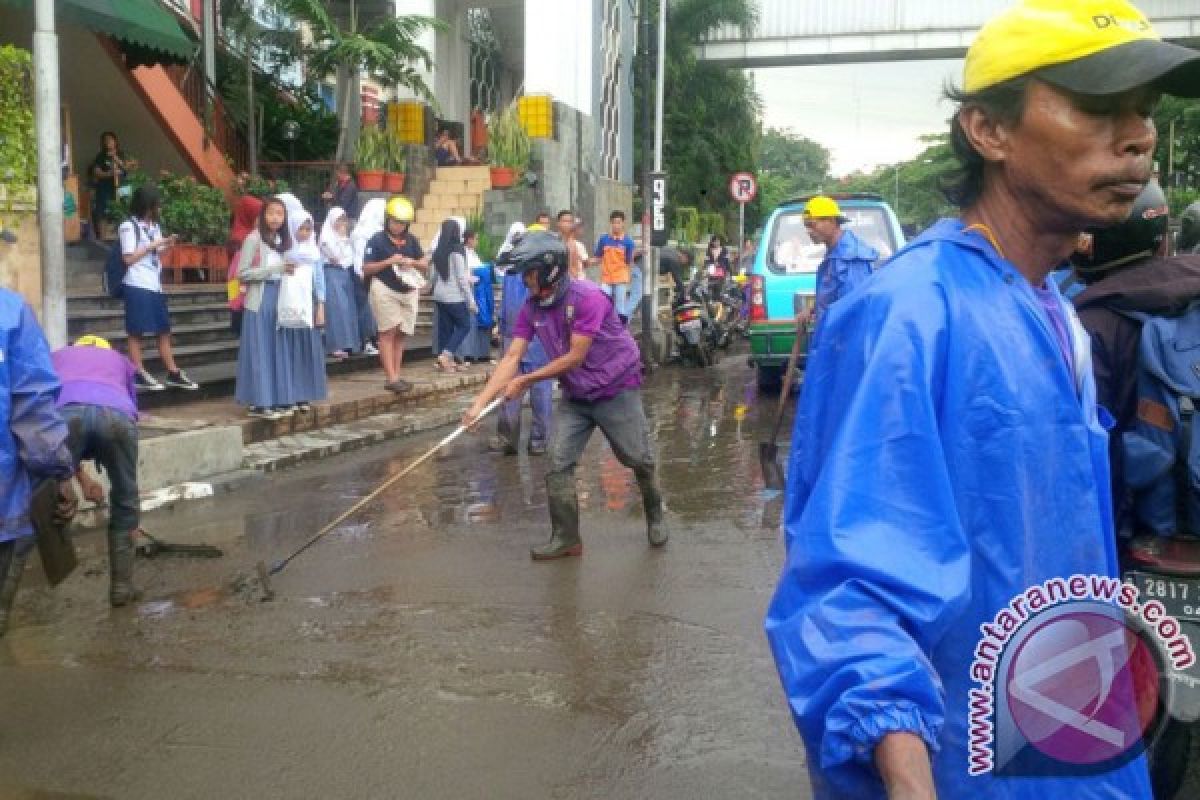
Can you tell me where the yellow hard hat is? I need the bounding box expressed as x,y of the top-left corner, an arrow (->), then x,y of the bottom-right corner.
803,196 -> 845,221
385,196 -> 414,222
964,0 -> 1200,96
74,334 -> 112,349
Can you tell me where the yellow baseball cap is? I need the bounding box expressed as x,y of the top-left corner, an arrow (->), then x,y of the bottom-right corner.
74,334 -> 112,349
803,196 -> 846,221
965,0 -> 1200,96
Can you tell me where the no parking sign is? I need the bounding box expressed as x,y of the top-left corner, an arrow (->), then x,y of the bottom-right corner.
729,172 -> 757,204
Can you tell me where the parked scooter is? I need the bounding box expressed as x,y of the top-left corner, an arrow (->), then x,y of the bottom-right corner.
672,277 -> 724,367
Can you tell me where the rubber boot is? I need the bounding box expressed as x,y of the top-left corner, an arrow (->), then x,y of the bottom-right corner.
0,540 -> 30,637
533,472 -> 583,560
635,466 -> 669,547
108,529 -> 143,607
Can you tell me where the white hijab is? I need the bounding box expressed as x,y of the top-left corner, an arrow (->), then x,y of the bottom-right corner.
320,206 -> 353,267
276,193 -> 305,228
498,221 -> 525,258
287,210 -> 321,269
352,198 -> 387,277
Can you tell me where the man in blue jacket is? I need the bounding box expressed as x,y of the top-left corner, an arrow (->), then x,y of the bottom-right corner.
0,289 -> 75,635
765,1 -> 1200,798
802,195 -> 877,347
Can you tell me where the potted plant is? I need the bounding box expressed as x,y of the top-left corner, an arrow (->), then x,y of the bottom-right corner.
487,103 -> 530,189
154,174 -> 229,278
384,134 -> 406,193
355,127 -> 387,191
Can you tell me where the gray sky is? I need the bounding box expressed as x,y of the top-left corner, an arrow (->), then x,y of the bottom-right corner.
752,58 -> 965,176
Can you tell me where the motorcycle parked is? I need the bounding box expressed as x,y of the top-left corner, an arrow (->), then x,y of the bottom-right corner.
672,278 -> 724,367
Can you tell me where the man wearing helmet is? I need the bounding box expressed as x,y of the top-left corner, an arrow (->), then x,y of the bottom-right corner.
1073,182 -> 1200,535
764,1 -> 1200,798
462,231 -> 667,559
362,197 -> 429,393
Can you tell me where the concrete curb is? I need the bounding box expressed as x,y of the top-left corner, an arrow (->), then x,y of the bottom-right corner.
242,404 -> 470,473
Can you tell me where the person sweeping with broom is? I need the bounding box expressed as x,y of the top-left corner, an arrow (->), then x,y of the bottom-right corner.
462,231 -> 668,560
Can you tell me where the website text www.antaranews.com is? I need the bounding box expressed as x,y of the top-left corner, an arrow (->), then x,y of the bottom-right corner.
966,574 -> 1196,776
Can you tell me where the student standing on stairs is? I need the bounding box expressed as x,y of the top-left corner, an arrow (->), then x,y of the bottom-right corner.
119,186 -> 198,392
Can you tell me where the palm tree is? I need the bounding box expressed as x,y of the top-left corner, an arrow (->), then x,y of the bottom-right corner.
270,0 -> 444,161
641,0 -> 760,219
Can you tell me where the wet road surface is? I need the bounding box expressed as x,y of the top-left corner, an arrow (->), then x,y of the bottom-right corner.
0,354 -> 810,799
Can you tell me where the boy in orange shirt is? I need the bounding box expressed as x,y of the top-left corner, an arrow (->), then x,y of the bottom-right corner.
591,211 -> 637,323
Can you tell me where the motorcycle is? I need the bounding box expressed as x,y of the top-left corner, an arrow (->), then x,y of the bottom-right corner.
1122,536 -> 1200,799
672,278 -> 724,367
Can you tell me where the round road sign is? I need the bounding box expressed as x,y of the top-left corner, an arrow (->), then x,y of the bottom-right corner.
730,172 -> 757,204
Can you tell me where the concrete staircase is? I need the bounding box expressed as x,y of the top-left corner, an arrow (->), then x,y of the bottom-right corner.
66,287 -> 440,411
409,166 -> 493,243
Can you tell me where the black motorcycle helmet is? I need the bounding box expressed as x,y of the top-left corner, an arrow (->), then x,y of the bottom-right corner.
497,230 -> 570,306
1181,201 -> 1200,253
1074,179 -> 1169,280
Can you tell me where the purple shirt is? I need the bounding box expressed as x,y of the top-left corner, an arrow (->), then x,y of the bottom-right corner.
51,346 -> 138,419
1033,283 -> 1075,382
512,280 -> 642,402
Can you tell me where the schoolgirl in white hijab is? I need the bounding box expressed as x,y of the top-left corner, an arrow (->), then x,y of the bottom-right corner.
319,207 -> 359,357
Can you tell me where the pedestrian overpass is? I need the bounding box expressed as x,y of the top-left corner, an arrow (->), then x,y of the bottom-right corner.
698,0 -> 1200,68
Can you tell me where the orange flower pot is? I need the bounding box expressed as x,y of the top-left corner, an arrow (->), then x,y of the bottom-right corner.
358,170 -> 385,191
384,172 -> 406,192
489,167 -> 517,189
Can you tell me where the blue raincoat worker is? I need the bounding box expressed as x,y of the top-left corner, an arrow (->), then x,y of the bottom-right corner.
765,1 -> 1200,798
802,195 -> 878,348
0,288 -> 75,635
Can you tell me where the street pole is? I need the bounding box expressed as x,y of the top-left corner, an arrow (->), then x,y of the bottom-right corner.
738,201 -> 745,262
33,0 -> 66,347
640,0 -> 667,362
894,164 -> 900,217
247,43 -> 257,175
1168,118 -> 1176,189
203,0 -> 216,136
639,0 -> 655,363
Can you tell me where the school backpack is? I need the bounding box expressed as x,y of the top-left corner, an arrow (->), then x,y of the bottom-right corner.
226,242 -> 258,312
1121,302 -> 1200,537
102,219 -> 139,299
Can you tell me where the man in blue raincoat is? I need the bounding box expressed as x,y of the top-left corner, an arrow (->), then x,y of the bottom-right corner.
802,195 -> 877,347
0,289 -> 75,635
765,1 -> 1200,798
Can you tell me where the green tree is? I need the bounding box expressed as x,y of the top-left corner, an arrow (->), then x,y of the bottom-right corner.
839,134 -> 957,233
636,0 -> 763,230
761,127 -> 830,186
756,127 -> 831,211
1155,96 -> 1200,194
270,1 -> 443,161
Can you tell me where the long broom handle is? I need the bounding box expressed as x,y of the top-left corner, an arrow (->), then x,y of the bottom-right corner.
268,398 -> 503,574
768,322 -> 806,443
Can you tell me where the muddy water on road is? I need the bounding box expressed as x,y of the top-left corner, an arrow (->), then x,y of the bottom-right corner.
1,357 -> 807,799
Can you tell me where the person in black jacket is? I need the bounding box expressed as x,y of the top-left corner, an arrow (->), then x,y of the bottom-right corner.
322,163 -> 359,220
1072,180 -> 1200,537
